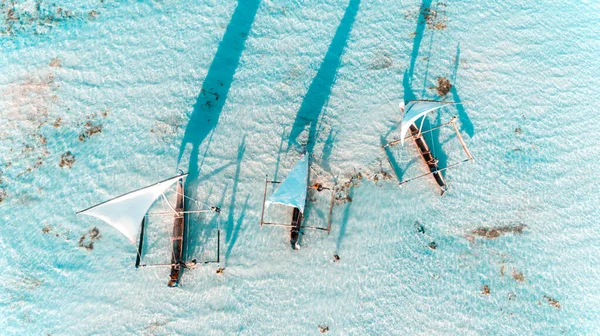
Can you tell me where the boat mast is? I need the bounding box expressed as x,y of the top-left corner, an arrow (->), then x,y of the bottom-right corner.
135,217 -> 146,268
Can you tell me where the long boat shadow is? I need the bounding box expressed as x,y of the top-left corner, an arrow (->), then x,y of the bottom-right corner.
287,0 -> 360,154
179,0 -> 260,197
335,186 -> 354,253
226,137 -> 246,243
450,43 -> 474,137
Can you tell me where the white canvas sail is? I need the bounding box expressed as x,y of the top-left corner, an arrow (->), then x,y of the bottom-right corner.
399,101 -> 453,146
266,155 -> 309,214
78,174 -> 187,244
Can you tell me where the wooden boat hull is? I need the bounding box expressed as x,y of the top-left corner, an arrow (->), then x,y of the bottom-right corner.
168,177 -> 185,287
289,207 -> 303,250
409,124 -> 447,195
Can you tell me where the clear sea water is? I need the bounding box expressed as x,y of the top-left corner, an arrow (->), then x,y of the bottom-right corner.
1,0 -> 599,334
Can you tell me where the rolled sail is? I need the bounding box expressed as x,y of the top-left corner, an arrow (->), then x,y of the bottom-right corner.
78,174 -> 187,243
266,155 -> 309,214
399,101 -> 452,146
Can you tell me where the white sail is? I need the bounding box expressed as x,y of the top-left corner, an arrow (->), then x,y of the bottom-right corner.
78,174 -> 187,243
266,155 -> 309,214
399,101 -> 453,146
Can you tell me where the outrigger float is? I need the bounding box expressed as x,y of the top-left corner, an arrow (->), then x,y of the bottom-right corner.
77,173 -> 221,287
259,154 -> 334,249
382,100 -> 474,195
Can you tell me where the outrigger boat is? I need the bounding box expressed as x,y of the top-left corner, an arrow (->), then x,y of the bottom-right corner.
259,155 -> 334,249
382,100 -> 474,195
77,173 -> 221,287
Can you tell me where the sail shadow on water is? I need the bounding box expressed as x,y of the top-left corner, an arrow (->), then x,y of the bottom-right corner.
287,0 -> 360,153
178,0 -> 260,193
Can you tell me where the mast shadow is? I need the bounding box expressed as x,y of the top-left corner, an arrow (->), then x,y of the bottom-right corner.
380,135 -> 407,182
179,0 -> 260,196
407,0 -> 433,80
450,43 -> 474,137
225,194 -> 249,261
287,0 -> 360,154
226,136 -> 246,243
320,128 -> 338,174
272,126 -> 287,186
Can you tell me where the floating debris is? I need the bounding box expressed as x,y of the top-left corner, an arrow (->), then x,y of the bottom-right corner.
543,295 -> 561,309
59,151 -> 75,168
515,127 -> 522,134
470,224 -> 526,239
482,285 -> 490,295
435,77 -> 452,96
428,241 -> 437,250
318,325 -> 329,333
78,227 -> 101,251
42,225 -> 52,234
511,270 -> 526,283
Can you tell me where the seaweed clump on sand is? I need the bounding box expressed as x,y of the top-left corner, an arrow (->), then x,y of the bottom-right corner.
511,270 -> 526,283
334,171 -> 362,204
543,295 -> 561,309
59,151 -> 75,168
79,121 -> 103,142
318,325 -> 329,333
53,117 -> 62,128
435,77 -> 452,96
0,188 -> 6,203
482,285 -> 490,295
49,57 -> 61,68
470,224 -> 526,239
1,2 -> 76,36
420,6 -> 448,30
369,51 -> 393,70
78,227 -> 101,251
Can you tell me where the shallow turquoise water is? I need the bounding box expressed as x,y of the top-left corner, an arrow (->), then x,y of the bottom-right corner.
1,0 -> 599,334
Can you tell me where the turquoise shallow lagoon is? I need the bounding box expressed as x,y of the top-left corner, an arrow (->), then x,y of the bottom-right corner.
1,0 -> 599,334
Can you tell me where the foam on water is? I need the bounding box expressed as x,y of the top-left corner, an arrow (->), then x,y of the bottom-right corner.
1,0 -> 599,334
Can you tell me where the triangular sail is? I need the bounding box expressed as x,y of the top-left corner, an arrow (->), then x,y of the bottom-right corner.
78,174 -> 187,244
266,155 -> 309,214
399,101 -> 453,146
